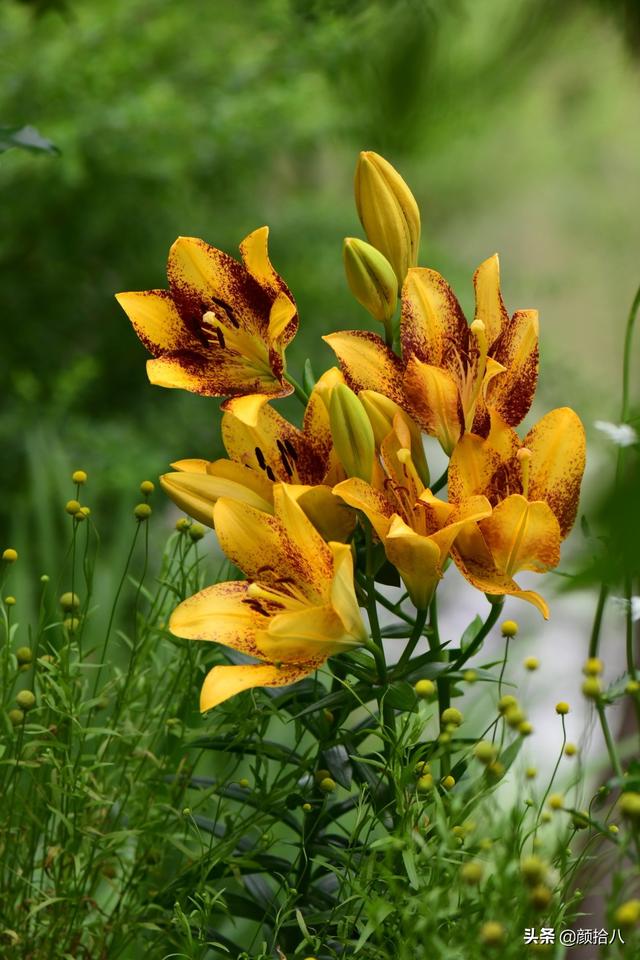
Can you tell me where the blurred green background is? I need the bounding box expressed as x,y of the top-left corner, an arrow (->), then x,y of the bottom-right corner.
2,0 -> 640,569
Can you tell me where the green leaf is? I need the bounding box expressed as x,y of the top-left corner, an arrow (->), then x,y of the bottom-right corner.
0,124 -> 59,155
302,357 -> 317,394
323,744 -> 353,788
460,614 -> 483,651
384,681 -> 418,712
187,737 -> 306,766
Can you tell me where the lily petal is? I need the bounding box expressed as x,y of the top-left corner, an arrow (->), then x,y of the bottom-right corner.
290,484 -> 356,542
473,254 -> 508,347
323,331 -> 405,404
259,604 -> 360,663
524,407 -> 586,538
401,267 -> 469,368
116,290 -> 198,355
221,404 -> 306,482
487,309 -> 539,427
328,541 -> 368,643
384,515 -> 442,610
160,468 -> 273,526
478,494 -> 561,577
332,477 -> 394,541
200,660 -> 321,712
169,581 -> 265,657
403,356 -> 463,455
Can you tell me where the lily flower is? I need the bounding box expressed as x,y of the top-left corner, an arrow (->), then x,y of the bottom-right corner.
169,485 -> 368,711
116,226 -> 298,425
333,419 -> 492,609
324,254 -> 539,454
447,408 -> 586,617
160,368 -> 354,542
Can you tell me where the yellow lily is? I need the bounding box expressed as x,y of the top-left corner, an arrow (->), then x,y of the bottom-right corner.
169,485 -> 368,711
324,254 -> 539,454
447,408 -> 586,617
160,368 -> 354,541
116,226 -> 298,425
333,420 -> 492,609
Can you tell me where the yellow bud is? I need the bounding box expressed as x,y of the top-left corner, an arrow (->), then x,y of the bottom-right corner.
302,803 -> 312,812
463,669 -> 478,683
354,150 -> 420,287
441,707 -> 463,727
417,773 -> 434,793
8,708 -> 25,726
238,778 -> 250,789
479,922 -> 505,947
609,823 -> 619,834
555,701 -> 570,715
520,855 -> 547,885
442,775 -> 455,790
2,548 -> 18,563
540,811 -> 552,823
65,499 -> 81,516
4,596 -> 16,606
329,384 -> 375,482
486,761 -> 505,782
524,656 -> 539,671
461,861 -> 483,884
474,741 -> 497,765
581,677 -> 602,699
414,678 -> 435,699
134,503 -> 152,521
63,617 -> 80,632
79,506 -> 91,518
175,518 -> 191,532
572,810 -> 589,830
583,657 -> 603,675
72,470 -> 87,484
188,523 -> 205,542
548,793 -> 564,810
614,899 -> 640,927
564,742 -> 578,757
414,760 -> 430,775
504,706 -> 526,728
16,647 -> 33,665
501,619 -> 519,638
626,680 -> 640,694
530,884 -> 553,910
59,592 -> 80,611
498,694 -> 518,714
518,720 -> 533,736
343,237 -> 398,325
526,767 -> 537,779
319,777 -> 336,794
314,769 -> 331,784
140,480 -> 155,495
619,791 -> 640,821
16,690 -> 35,711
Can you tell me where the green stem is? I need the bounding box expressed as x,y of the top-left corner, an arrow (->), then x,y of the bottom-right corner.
395,607 -> 428,673
589,582 -> 609,659
431,466 -> 448,494
453,597 -> 504,669
596,701 -> 623,780
284,371 -> 309,406
427,594 -> 450,775
620,281 -> 640,425
536,715 -> 567,825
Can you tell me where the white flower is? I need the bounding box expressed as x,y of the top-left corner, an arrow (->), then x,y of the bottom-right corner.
611,596 -> 640,621
594,421 -> 638,447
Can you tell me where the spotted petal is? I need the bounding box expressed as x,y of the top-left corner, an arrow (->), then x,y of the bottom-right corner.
323,331 -> 405,405
473,255 -> 508,348
487,309 -> 539,428
524,407 -> 586,538
200,659 -> 323,712
401,267 -> 469,368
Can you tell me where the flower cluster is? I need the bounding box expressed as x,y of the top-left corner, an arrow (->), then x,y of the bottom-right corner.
118,151 -> 586,710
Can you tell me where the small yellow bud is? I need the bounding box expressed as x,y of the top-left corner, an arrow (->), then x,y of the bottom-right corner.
140,480 -> 155,495
619,791 -> 640,821
16,690 -> 36,711
302,803 -> 312,812
74,510 -> 86,523
581,677 -> 602,699
474,741 -> 497,765
520,855 -> 547,885
2,548 -> 18,563
486,761 -> 505,782
461,861 -> 483,884
524,656 -> 539,671
438,731 -> 451,744
239,778 -> 250,789
414,760 -> 430,775
463,669 -> 478,683
441,707 -> 463,727
526,767 -> 537,779
8,708 -> 25,726
188,523 -> 205,542
343,237 -> 398,325
548,793 -> 564,810
530,884 -> 553,910
65,499 -> 81,515
479,838 -> 492,851
518,720 -> 533,736
72,470 -> 87,484
498,694 -> 518,714
63,617 -> 80,632
79,506 -> 91,518
626,680 -> 640,694
609,823 -> 619,834
417,773 -> 434,793
614,899 -> 640,927
134,503 -> 152,521
329,384 -> 376,483
555,701 -> 570,715
479,921 -> 505,947
583,657 -> 603,676
314,769 -> 331,784
59,592 -> 80,611
442,775 -> 455,790
354,150 -> 420,287
40,574 -> 49,583
4,596 -> 16,606
540,811 -> 552,823
572,810 -> 589,830
501,619 -> 519,638
16,647 -> 33,665
504,706 -> 526,728
319,777 -> 336,794
414,678 -> 435,699
564,742 -> 578,757
175,518 -> 191,532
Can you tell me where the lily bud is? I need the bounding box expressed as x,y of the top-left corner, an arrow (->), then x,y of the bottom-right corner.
354,150 -> 420,288
359,390 -> 429,486
160,470 -> 273,526
329,384 -> 376,483
343,237 -> 397,325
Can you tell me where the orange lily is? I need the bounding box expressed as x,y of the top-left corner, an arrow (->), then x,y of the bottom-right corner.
333,419 -> 492,609
324,254 -> 539,454
447,408 -> 586,617
116,226 -> 298,425
160,368 -> 354,542
169,485 -> 367,711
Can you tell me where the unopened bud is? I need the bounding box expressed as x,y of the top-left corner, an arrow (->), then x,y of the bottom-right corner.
2,548 -> 18,563
359,390 -> 429,484
329,384 -> 375,482
354,151 -> 420,287
343,237 -> 397,325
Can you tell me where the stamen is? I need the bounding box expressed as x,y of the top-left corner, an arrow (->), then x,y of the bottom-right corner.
464,319 -> 489,431
517,447 -> 532,499
255,447 -> 267,470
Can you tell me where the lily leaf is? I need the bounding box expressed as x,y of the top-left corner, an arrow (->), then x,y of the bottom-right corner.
0,124 -> 59,155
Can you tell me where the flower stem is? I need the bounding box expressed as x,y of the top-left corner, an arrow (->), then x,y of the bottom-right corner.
596,701 -> 623,781
284,371 -> 309,406
453,597 -> 504,670
395,606 -> 428,672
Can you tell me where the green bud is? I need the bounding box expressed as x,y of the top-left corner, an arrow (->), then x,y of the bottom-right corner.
359,389 -> 429,485
16,689 -> 36,711
343,237 -> 397,325
329,384 -> 375,482
16,647 -> 33,665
